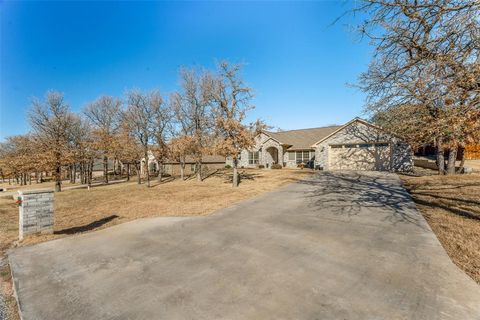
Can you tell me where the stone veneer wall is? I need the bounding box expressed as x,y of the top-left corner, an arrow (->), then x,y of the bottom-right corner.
18,190 -> 54,240
239,133 -> 284,168
314,121 -> 413,172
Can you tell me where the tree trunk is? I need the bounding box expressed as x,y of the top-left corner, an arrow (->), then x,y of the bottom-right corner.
126,163 -> 130,181
447,147 -> 457,175
144,150 -> 150,187
72,163 -> 77,184
437,146 -> 446,175
40,172 -> 43,183
113,158 -> 117,179
456,148 -> 466,174
196,161 -> 202,182
232,157 -> 239,187
136,162 -> 141,184
158,161 -> 163,182
29,174 -> 31,185
87,160 -> 93,187
55,164 -> 62,192
180,161 -> 185,181
79,162 -> 84,184
103,154 -> 109,184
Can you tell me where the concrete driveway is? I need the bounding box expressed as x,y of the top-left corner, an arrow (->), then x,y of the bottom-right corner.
9,171 -> 480,319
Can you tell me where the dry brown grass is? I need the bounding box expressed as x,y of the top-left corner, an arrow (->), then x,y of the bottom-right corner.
0,180 -> 57,192
0,198 -> 18,254
0,169 -> 312,252
0,168 -> 311,319
400,173 -> 480,284
0,260 -> 20,320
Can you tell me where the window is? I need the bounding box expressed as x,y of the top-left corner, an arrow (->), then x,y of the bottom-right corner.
190,164 -> 197,172
295,151 -> 312,164
288,151 -> 295,161
376,143 -> 389,147
248,151 -> 259,165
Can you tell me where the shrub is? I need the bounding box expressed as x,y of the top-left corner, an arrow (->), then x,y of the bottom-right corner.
297,163 -> 305,169
225,164 -> 232,169
258,165 -> 265,169
271,164 -> 283,169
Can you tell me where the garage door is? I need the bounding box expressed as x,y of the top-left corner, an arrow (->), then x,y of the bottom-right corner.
329,143 -> 391,171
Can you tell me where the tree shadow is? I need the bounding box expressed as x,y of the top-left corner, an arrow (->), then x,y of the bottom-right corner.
413,198 -> 480,222
411,192 -> 480,207
54,215 -> 119,235
220,170 -> 262,185
151,176 -> 176,187
297,171 -> 426,229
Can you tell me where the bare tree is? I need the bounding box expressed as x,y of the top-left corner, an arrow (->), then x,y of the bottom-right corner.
115,119 -> 144,184
123,90 -> 158,187
150,92 -> 173,182
0,135 -> 37,185
210,61 -> 256,187
84,96 -> 121,183
29,91 -> 75,191
169,135 -> 194,180
352,0 -> 480,174
171,68 -> 215,181
69,115 -> 96,186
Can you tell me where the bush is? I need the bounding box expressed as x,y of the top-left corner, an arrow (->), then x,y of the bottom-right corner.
225,164 -> 232,169
258,165 -> 265,169
271,164 -> 283,169
297,163 -> 305,169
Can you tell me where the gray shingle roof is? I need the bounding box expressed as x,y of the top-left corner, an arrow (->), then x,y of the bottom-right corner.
265,125 -> 342,150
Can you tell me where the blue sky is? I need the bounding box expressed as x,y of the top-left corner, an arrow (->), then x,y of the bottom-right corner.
0,1 -> 371,141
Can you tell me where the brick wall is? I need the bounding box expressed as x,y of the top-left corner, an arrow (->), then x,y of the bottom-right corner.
18,190 -> 54,240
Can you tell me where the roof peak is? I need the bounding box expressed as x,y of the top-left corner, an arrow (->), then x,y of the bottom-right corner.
266,124 -> 342,134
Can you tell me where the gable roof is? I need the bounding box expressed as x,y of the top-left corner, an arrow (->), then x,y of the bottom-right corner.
310,117 -> 403,147
264,125 -> 342,150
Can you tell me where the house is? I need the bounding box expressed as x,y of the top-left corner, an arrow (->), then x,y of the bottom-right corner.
239,118 -> 413,172
142,152 -> 227,176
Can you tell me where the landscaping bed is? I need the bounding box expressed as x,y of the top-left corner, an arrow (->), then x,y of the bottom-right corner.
400,172 -> 480,284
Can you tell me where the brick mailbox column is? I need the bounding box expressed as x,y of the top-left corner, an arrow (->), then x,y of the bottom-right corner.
18,190 -> 54,240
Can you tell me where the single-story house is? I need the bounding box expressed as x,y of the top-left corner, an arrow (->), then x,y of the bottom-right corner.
239,118 -> 413,172
142,152 -> 227,176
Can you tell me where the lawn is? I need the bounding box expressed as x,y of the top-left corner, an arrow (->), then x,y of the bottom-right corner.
0,168 -> 313,252
400,172 -> 480,284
